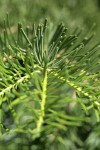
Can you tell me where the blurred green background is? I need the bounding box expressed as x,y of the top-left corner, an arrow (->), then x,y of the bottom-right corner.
0,0 -> 100,27
0,0 -> 100,41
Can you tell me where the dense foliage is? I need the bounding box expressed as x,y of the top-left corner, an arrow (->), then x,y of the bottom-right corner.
0,0 -> 100,150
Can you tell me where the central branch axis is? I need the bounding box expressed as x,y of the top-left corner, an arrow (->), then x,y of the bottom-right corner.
36,69 -> 48,133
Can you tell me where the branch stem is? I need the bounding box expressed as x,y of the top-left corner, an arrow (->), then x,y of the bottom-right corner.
36,69 -> 48,132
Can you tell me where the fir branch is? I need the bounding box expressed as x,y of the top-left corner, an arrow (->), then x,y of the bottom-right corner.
0,17 -> 100,149
51,71 -> 100,110
0,72 -> 35,98
36,69 -> 48,134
